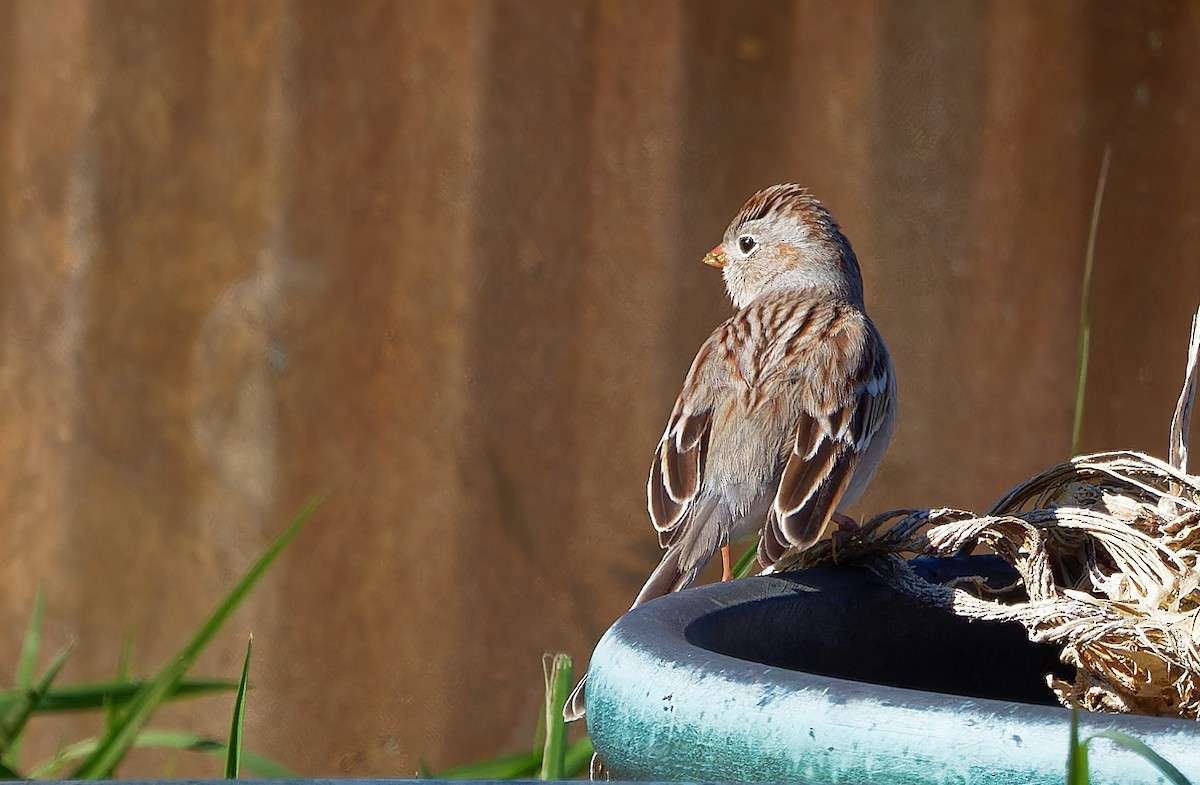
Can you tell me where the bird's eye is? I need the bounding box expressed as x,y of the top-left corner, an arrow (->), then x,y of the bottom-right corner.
737,235 -> 757,254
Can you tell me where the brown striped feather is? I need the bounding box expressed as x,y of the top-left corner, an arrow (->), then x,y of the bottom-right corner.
647,343 -> 722,542
759,323 -> 894,564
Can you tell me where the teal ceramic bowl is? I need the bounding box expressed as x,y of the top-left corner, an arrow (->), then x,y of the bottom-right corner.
584,557 -> 1200,784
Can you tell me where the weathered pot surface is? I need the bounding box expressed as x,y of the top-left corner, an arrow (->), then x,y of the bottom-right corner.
584,556 -> 1200,784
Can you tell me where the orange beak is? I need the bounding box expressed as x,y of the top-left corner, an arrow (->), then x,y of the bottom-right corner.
702,244 -> 727,268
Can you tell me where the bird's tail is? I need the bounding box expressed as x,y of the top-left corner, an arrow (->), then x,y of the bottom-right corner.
563,533 -> 716,722
630,542 -> 701,608
563,673 -> 589,722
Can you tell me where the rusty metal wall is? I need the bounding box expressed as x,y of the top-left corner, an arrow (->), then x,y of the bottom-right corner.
1,0 -> 1198,776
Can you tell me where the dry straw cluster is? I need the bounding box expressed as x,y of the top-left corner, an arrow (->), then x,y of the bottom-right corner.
778,306 -> 1200,720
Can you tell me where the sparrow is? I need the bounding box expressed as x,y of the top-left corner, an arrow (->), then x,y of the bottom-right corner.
564,184 -> 897,722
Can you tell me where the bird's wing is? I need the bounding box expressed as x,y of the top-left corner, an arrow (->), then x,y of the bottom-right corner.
759,320 -> 895,565
647,340 -> 720,548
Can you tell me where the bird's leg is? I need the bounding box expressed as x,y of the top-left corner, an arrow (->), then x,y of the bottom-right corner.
830,513 -> 859,566
721,545 -> 733,581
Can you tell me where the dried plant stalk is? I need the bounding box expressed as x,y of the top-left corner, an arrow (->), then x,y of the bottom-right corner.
784,306 -> 1200,719
1170,307 -> 1200,474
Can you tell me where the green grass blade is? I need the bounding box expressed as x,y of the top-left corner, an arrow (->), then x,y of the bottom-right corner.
0,679 -> 235,716
15,587 -> 45,691
230,746 -> 297,778
563,737 -> 594,778
1071,145 -> 1112,457
732,544 -> 758,578
427,748 -> 542,780
31,730 -> 297,779
1066,704 -> 1089,785
422,736 -> 593,779
225,636 -> 253,778
117,632 -> 134,684
540,653 -> 572,780
107,632 -> 135,732
3,586 -> 47,764
1086,731 -> 1191,785
71,497 -> 320,779
1,642 -> 73,769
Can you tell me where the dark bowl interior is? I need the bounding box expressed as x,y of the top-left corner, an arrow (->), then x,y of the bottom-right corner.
685,556 -> 1074,706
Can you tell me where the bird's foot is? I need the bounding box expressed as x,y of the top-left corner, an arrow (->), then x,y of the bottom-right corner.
830,513 -> 860,565
833,512 -> 859,533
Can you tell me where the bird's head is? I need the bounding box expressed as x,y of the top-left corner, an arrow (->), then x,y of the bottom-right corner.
702,184 -> 863,309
